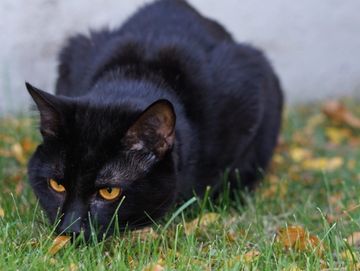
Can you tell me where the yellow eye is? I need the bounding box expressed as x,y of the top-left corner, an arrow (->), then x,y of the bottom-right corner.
49,178 -> 65,193
99,187 -> 121,201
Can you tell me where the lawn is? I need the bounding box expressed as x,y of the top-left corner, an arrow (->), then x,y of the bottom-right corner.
1,100 -> 360,270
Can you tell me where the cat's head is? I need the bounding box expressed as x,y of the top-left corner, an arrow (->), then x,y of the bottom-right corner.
26,82 -> 177,239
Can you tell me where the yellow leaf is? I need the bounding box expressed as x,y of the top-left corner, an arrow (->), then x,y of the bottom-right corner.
11,143 -> 26,165
273,154 -> 285,165
184,213 -> 220,235
0,207 -> 4,218
289,147 -> 311,162
302,157 -> 343,171
48,235 -> 71,255
49,258 -> 57,265
69,263 -> 78,271
282,264 -> 303,271
325,127 -> 351,144
142,263 -> 165,271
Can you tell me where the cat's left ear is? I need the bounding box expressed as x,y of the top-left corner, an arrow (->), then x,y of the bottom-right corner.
25,82 -> 64,138
123,99 -> 176,158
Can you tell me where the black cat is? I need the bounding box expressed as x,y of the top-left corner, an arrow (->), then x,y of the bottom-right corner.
26,0 -> 283,239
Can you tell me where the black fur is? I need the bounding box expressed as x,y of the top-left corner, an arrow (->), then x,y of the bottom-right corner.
27,0 -> 283,239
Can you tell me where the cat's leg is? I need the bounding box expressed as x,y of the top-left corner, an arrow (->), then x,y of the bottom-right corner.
208,42 -> 283,191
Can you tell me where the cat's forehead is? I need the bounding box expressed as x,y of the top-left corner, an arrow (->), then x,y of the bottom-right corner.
59,105 -> 156,181
68,104 -> 136,145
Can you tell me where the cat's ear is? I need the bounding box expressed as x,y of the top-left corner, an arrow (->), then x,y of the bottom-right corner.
26,82 -> 63,138
123,99 -> 176,158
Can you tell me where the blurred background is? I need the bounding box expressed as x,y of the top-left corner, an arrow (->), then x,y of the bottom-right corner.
0,0 -> 359,114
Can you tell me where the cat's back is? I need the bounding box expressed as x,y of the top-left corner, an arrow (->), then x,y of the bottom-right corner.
118,0 -> 232,47
56,0 -> 232,97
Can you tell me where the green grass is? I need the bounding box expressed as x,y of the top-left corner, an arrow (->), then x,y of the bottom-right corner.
1,102 -> 360,270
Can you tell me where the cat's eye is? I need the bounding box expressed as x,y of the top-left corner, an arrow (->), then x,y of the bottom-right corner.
49,178 -> 66,193
99,187 -> 121,201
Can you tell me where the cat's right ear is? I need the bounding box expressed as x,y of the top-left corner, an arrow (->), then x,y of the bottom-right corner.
123,99 -> 176,158
26,82 -> 63,138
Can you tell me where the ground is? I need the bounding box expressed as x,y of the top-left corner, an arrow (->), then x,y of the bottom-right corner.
1,100 -> 360,270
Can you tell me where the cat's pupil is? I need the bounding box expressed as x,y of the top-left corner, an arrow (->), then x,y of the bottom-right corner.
107,187 -> 112,194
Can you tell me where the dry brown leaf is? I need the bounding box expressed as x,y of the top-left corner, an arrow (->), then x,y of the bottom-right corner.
21,137 -> 36,154
226,229 -> 237,242
15,182 -> 24,196
184,212 -> 220,235
347,232 -> 360,247
322,100 -> 360,129
0,207 -> 4,218
48,235 -> 71,255
142,263 -> 165,271
276,225 -> 323,253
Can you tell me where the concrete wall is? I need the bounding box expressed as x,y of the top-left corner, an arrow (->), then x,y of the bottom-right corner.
1,0 -> 359,113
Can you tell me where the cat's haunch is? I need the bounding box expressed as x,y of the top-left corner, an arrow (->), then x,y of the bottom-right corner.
27,0 -> 283,240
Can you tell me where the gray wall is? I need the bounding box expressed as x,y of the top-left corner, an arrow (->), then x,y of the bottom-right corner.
1,0 -> 359,113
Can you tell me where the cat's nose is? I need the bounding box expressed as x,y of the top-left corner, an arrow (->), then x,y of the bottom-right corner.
57,199 -> 87,237
57,212 -> 82,236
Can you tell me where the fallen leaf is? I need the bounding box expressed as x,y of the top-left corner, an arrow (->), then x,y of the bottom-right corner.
131,227 -> 159,241
49,258 -> 57,265
325,127 -> 352,144
289,147 -> 312,162
48,235 -> 71,255
69,263 -> 78,271
0,207 -> 4,218
243,249 -> 260,263
322,100 -> 360,129
302,157 -> 343,171
347,232 -> 360,247
21,137 -> 37,154
0,134 -> 15,144
226,229 -> 237,242
15,182 -> 24,196
273,153 -> 285,165
184,212 -> 220,235
142,263 -> 165,271
276,225 -> 323,254
11,143 -> 26,165
0,149 -> 12,157
282,264 -> 303,271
